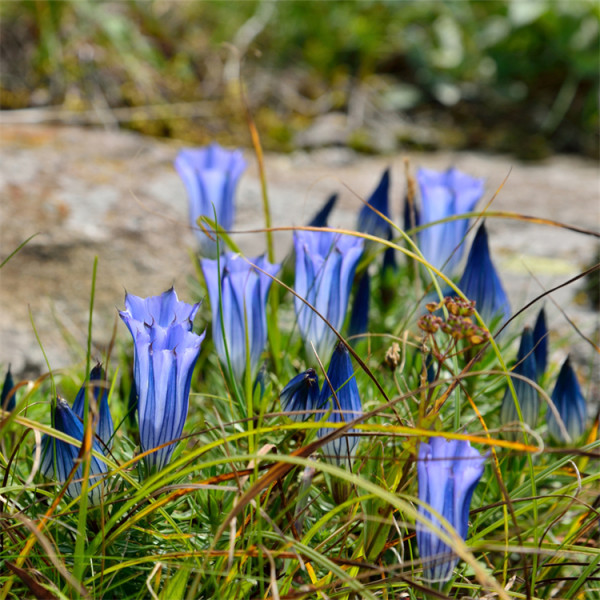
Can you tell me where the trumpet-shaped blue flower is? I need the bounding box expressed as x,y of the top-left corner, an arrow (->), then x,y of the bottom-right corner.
500,327 -> 539,433
417,437 -> 486,583
547,357 -> 587,443
308,193 -> 338,228
357,168 -> 392,241
416,167 -> 484,275
294,231 -> 364,360
532,307 -> 548,381
201,253 -> 280,381
40,397 -> 108,504
1,366 -> 15,411
175,143 -> 247,256
458,223 -> 510,328
72,364 -> 114,449
317,343 -> 362,465
122,287 -> 200,329
280,368 -> 320,422
120,289 -> 205,473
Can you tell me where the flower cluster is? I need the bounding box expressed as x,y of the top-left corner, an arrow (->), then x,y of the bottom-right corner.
29,149 -> 591,598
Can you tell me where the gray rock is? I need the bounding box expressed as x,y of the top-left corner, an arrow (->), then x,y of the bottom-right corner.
0,126 -> 598,406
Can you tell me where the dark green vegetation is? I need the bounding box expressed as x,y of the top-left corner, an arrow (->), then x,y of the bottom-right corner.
1,0 -> 598,158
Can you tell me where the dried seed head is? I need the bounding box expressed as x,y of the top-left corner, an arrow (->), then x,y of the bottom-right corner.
385,342 -> 401,371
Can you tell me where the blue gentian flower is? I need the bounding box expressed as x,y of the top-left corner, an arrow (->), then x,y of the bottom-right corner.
348,271 -> 370,339
72,364 -> 114,449
317,343 -> 362,465
458,223 -> 510,329
532,307 -> 548,381
123,287 -> 200,329
416,167 -> 484,275
357,168 -> 392,241
280,368 -> 320,422
547,357 -> 587,443
294,231 -> 364,361
174,143 -> 247,256
308,193 -> 338,228
120,289 -> 205,473
500,327 -> 539,433
40,397 -> 108,504
417,437 -> 486,583
1,366 -> 15,411
201,253 -> 280,381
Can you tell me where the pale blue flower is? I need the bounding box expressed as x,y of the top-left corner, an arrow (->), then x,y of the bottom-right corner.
417,437 -> 486,583
175,143 -> 246,256
294,231 -> 363,360
201,253 -> 280,381
120,289 -> 205,473
417,167 -> 484,275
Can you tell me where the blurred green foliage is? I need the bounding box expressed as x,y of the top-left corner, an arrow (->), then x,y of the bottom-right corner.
1,0 -> 598,158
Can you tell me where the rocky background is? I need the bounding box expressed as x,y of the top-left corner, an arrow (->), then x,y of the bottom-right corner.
1,125 -> 598,404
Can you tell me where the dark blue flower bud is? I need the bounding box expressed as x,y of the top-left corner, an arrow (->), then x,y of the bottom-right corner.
546,357 -> 587,443
72,364 -> 114,449
458,223 -> 511,329
40,397 -> 108,505
280,368 -> 320,422
348,271 -> 370,339
532,307 -> 548,381
382,245 -> 397,273
357,168 -> 392,241
2,366 -> 15,412
500,327 -> 539,433
308,193 -> 338,228
317,343 -> 362,465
